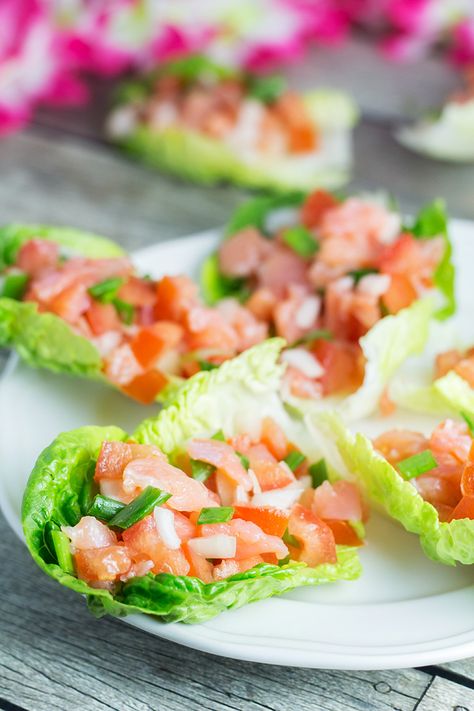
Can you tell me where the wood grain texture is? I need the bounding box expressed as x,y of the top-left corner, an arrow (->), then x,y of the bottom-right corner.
415,676 -> 474,711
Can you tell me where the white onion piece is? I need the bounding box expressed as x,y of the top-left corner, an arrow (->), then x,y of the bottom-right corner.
234,485 -> 250,505
154,507 -> 180,550
295,296 -> 321,329
91,331 -> 122,358
251,486 -> 303,510
188,535 -> 237,559
281,348 -> 324,379
357,274 -> 391,297
247,468 -> 262,496
332,276 -> 354,293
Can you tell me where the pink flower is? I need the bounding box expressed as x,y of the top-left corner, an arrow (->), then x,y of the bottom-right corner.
450,19 -> 474,66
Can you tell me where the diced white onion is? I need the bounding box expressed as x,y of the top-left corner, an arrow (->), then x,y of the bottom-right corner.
357,274 -> 391,297
154,507 -> 181,550
379,213 -> 402,244
295,296 -> 321,329
91,331 -> 122,358
332,276 -> 354,293
234,484 -> 250,505
247,468 -> 262,496
188,535 -> 237,559
251,486 -> 303,510
281,348 -> 324,379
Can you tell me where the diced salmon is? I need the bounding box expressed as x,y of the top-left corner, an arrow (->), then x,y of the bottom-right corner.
319,198 -> 400,248
273,288 -> 321,344
247,444 -> 295,491
461,442 -> 474,496
122,515 -> 190,576
187,439 -> 252,491
130,322 -> 184,368
311,481 -> 363,521
217,299 -> 268,351
435,350 -> 463,379
245,287 -> 277,322
154,275 -> 199,323
49,283 -> 91,323
373,429 -> 429,466
382,274 -> 417,313
118,276 -> 156,306
122,457 -> 218,511
99,478 -> 134,504
75,545 -> 131,582
218,227 -> 272,278
184,306 -> 239,354
17,239 -> 59,276
104,344 -> 143,386
233,506 -> 289,538
184,542 -> 214,583
377,233 -> 444,286
282,366 -> 324,400
200,519 -> 288,560
300,190 -> 339,229
95,440 -> 166,481
429,419 -> 471,473
288,504 -> 337,566
260,417 -> 289,461
312,340 -> 364,395
257,246 -> 309,298
213,555 -> 264,581
62,516 -> 117,550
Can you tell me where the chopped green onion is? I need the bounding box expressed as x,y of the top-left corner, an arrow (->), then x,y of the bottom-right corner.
282,529 -> 300,548
51,529 -> 75,574
291,329 -> 333,347
197,506 -> 234,525
88,494 -> 125,522
348,267 -> 379,285
461,411 -> 474,437
0,271 -> 29,300
284,450 -> 306,472
309,459 -> 328,488
88,277 -> 124,302
108,486 -> 171,529
397,450 -> 438,480
282,226 -> 319,258
248,75 -> 287,104
113,297 -> 135,325
190,459 -> 214,483
212,430 -> 226,442
237,451 -> 250,470
198,360 -> 219,371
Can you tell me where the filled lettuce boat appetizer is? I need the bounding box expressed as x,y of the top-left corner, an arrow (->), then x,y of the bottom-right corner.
201,190 -> 455,419
321,411 -> 474,565
107,55 -> 358,191
22,341 -> 362,623
0,224 -> 275,403
395,69 -> 474,162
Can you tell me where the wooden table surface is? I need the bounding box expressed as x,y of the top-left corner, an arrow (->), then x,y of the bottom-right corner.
2,41 -> 474,711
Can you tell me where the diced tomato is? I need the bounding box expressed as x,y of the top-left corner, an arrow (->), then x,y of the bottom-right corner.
233,506 -> 289,537
312,340 -> 364,395
448,495 -> 474,521
86,301 -> 121,336
288,505 -> 337,566
461,442 -> 474,496
154,275 -> 199,323
184,306 -> 239,354
218,227 -> 271,278
274,93 -> 317,153
95,440 -> 165,481
63,516 -> 117,549
283,366 -> 323,400
455,357 -> 474,388
414,475 -> 461,508
312,481 -> 363,522
433,503 -> 454,522
247,444 -> 295,491
300,190 -> 338,229
130,322 -> 183,368
187,439 -> 252,491
324,520 -> 364,547
17,239 -> 59,276
49,283 -> 91,323
435,350 -> 463,379
75,545 -> 132,582
260,417 -> 289,461
378,233 -> 444,288
122,515 -> 190,576
382,274 -> 417,314
118,276 -> 156,306
121,370 -> 167,404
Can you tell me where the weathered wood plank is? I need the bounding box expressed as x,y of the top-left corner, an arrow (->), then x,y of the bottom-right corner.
0,514 -> 432,711
438,659 -> 474,682
415,676 -> 474,710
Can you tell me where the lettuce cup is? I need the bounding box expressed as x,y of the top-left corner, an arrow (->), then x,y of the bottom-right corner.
319,410 -> 474,566
22,341 -> 362,623
107,55 -> 358,192
201,190 -> 455,420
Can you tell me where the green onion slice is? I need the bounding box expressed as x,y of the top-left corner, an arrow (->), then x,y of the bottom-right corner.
51,529 -> 75,574
237,452 -> 250,470
108,486 -> 171,529
211,430 -> 226,442
284,450 -> 306,472
198,360 -> 219,371
190,459 -> 214,483
290,329 -> 333,348
461,411 -> 474,437
282,225 -> 319,258
248,75 -> 287,104
397,450 -> 438,480
88,277 -> 124,302
282,529 -> 301,548
309,459 -> 328,488
113,297 -> 135,325
197,506 -> 234,525
348,267 -> 379,285
0,271 -> 29,300
88,494 -> 125,522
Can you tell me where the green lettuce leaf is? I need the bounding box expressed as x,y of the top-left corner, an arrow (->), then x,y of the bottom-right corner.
22,345 -> 361,623
319,411 -> 474,565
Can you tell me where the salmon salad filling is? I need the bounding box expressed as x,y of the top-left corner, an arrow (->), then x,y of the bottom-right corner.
210,190 -> 448,402
59,418 -> 365,590
435,346 -> 474,387
373,418 -> 474,523
2,237 -> 270,402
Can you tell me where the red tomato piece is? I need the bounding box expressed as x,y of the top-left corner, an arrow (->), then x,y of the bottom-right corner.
288,505 -> 337,566
311,340 -> 364,396
17,239 -> 59,276
300,190 -> 338,229
247,444 -> 295,491
121,369 -> 168,404
312,481 -> 363,522
448,495 -> 474,521
154,275 -> 199,323
260,417 -> 289,461
435,350 -> 463,379
86,301 -> 121,336
130,322 -> 183,368
118,276 -> 156,306
233,506 -> 289,538
382,274 -> 417,314
49,283 -> 91,323
324,520 -> 364,547
461,442 -> 474,496
122,515 -> 190,576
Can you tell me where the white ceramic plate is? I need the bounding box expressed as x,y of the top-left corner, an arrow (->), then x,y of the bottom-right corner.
2,222 -> 474,670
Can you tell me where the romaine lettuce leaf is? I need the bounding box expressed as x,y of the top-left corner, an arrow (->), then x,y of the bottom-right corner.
22,346 -> 361,623
319,411 -> 474,565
